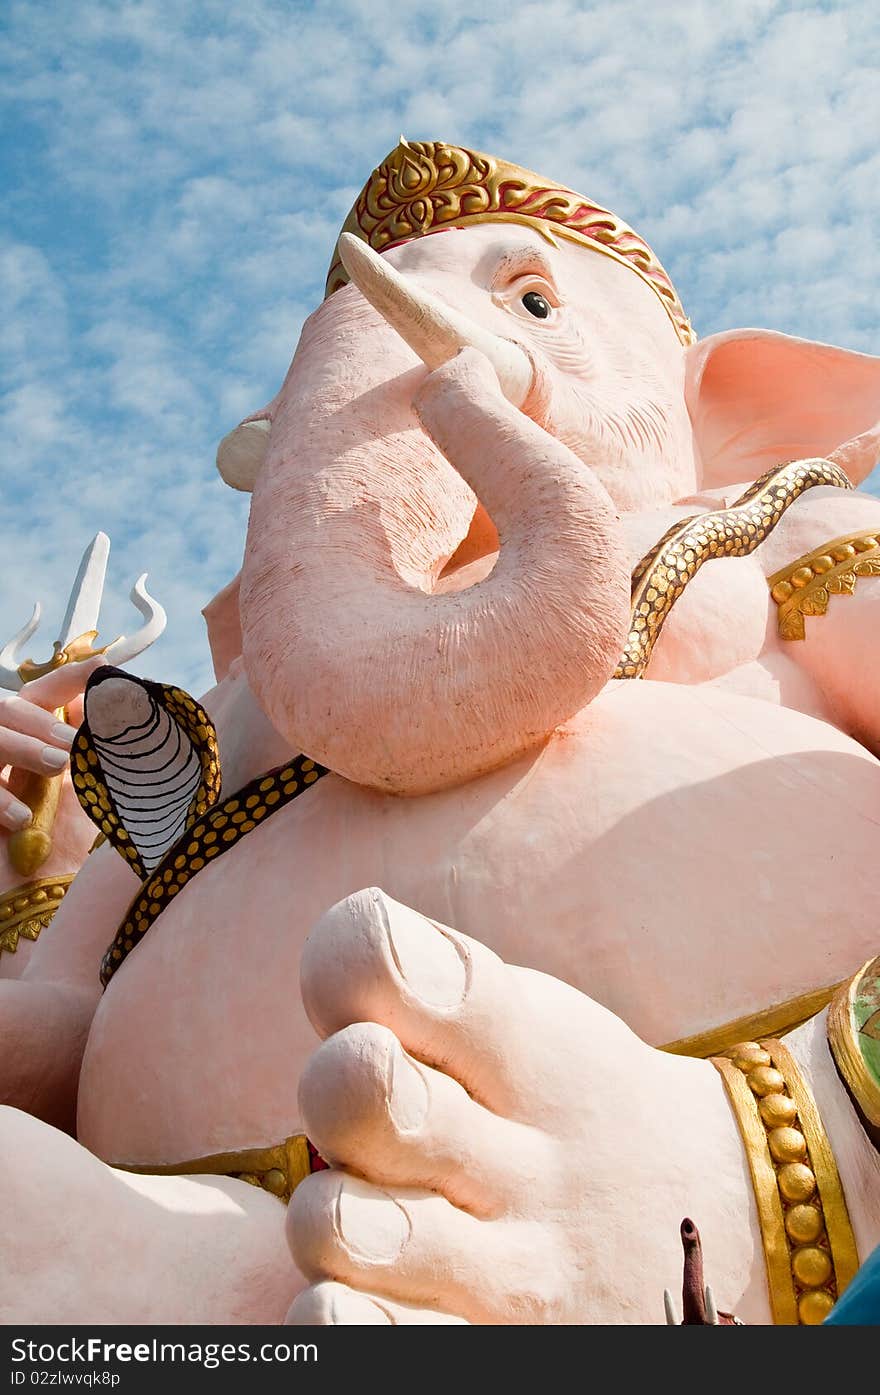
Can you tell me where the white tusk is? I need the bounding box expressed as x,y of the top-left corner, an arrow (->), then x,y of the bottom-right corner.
705,1285 -> 719,1325
338,232 -> 534,409
663,1289 -> 678,1326
103,575 -> 167,668
216,418 -> 271,493
0,603 -> 42,691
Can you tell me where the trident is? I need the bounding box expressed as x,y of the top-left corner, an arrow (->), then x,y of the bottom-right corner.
0,532 -> 166,875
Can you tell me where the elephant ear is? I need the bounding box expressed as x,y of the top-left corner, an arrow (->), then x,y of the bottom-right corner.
685,329 -> 880,490
202,571 -> 243,681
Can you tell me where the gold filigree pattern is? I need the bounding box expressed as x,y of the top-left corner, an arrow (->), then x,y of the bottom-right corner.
0,875 -> 74,957
615,458 -> 853,679
712,1039 -> 859,1325
768,532 -> 880,640
360,142 -> 494,242
326,139 -> 695,346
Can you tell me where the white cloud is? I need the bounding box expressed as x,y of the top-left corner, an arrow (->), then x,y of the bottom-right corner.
2,0 -> 879,701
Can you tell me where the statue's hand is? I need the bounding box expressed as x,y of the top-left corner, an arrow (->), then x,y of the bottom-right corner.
0,658 -> 104,833
286,890 -> 767,1325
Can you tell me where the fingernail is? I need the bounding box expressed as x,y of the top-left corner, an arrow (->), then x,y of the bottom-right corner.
1,803 -> 32,830
50,722 -> 78,745
41,747 -> 69,770
334,1176 -> 410,1263
379,894 -> 467,1007
388,1042 -> 429,1133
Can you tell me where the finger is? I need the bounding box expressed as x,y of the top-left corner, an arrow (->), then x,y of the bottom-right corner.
286,1280 -> 467,1325
0,693 -> 79,748
12,657 -> 106,713
288,1169 -> 560,1323
301,888 -> 559,1114
0,789 -> 34,831
65,694 -> 87,729
299,1022 -> 550,1215
0,727 -> 71,777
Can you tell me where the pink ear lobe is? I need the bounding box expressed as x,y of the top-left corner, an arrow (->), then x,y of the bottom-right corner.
685,328 -> 880,489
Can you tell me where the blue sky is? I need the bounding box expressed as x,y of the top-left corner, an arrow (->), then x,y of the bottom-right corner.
2,0 -> 880,694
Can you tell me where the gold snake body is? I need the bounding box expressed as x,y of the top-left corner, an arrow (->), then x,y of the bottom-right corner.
614,457 -> 852,679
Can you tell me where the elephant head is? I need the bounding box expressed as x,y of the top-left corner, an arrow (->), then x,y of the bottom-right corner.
223,141 -> 880,796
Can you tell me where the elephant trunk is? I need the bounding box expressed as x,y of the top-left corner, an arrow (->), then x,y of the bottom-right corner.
241,273 -> 630,796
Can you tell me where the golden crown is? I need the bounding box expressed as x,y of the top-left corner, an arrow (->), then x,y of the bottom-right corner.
326,139 -> 694,346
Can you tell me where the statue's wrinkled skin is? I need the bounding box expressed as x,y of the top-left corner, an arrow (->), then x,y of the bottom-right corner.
3,212 -> 880,1325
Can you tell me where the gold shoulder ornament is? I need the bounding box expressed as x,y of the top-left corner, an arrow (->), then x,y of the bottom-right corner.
769,532 -> 880,640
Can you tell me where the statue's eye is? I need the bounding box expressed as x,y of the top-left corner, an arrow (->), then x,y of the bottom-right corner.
522,291 -> 551,319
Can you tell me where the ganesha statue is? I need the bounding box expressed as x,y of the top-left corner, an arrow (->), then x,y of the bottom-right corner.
3,139 -> 880,1326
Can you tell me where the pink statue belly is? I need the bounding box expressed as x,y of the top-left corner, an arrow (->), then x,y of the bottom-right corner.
76,680 -> 880,1165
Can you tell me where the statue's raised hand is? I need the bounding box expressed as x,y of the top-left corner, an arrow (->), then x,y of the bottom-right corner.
0,658 -> 108,1129
0,658 -> 105,832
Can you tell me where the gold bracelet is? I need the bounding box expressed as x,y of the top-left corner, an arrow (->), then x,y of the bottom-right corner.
712,1038 -> 859,1324
0,875 -> 74,958
827,958 -> 880,1144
